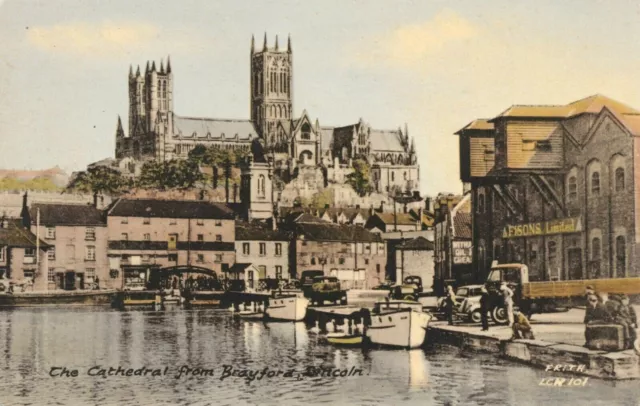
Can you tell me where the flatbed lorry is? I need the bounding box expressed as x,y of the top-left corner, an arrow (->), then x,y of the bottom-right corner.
485,263 -> 640,324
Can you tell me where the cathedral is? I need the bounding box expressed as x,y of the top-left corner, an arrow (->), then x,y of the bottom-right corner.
113,35 -> 420,195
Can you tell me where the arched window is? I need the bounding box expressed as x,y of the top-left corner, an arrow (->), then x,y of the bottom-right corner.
478,240 -> 486,271
258,175 -> 265,197
301,123 -> 311,140
548,241 -> 557,261
591,172 -> 600,195
477,192 -> 485,214
615,167 -> 625,192
616,235 -> 626,277
592,237 -> 601,260
277,105 -> 282,118
567,176 -> 577,202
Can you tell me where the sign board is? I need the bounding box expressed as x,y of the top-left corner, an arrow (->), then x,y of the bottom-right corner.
453,241 -> 472,264
502,217 -> 582,239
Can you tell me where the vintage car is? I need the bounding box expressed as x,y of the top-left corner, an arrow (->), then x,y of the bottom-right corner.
306,276 -> 348,306
435,284 -> 484,321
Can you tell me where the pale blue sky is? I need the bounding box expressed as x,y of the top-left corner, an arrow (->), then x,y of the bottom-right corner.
1,0 -> 640,195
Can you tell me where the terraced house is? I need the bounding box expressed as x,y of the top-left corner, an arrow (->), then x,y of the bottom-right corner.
284,214 -> 386,289
30,203 -> 110,290
457,94 -> 640,283
106,198 -> 236,289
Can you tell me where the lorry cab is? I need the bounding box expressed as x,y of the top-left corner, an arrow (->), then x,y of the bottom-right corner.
486,264 -> 528,288
485,263 -> 528,316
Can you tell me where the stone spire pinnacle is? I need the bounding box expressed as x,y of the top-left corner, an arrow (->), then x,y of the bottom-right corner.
145,61 -> 150,73
135,65 -> 141,77
263,32 -> 268,51
151,61 -> 157,72
251,34 -> 255,54
160,59 -> 164,74
287,34 -> 292,53
129,65 -> 133,78
166,56 -> 172,73
275,35 -> 279,51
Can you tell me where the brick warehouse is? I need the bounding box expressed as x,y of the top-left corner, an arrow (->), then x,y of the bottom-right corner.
457,95 -> 640,283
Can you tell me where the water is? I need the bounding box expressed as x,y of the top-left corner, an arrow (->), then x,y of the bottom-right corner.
1,308 -> 639,406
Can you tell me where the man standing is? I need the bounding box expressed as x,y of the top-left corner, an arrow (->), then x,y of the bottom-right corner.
479,285 -> 490,331
500,282 -> 514,327
444,285 -> 457,326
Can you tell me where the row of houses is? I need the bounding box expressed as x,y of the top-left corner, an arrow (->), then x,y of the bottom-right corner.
0,194 -> 435,292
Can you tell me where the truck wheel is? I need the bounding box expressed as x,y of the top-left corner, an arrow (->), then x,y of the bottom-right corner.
491,307 -> 509,325
470,310 -> 482,324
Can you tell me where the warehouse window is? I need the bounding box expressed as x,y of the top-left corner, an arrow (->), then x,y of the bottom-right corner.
591,172 -> 601,195
477,191 -> 485,214
567,176 -> 577,202
592,237 -> 601,261
615,167 -> 625,192
616,236 -> 626,278
548,241 -> 557,261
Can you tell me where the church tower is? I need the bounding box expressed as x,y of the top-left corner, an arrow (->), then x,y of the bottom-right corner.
128,64 -> 145,136
250,34 -> 293,148
145,58 -> 173,133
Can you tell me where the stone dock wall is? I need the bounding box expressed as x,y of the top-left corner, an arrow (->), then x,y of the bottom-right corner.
428,324 -> 640,380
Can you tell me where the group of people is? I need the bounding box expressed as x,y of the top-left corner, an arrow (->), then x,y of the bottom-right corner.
443,282 -> 534,340
584,286 -> 637,349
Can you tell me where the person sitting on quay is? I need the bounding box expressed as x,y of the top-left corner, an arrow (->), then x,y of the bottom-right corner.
511,310 -> 534,340
617,294 -> 638,349
602,294 -> 636,350
584,293 -> 608,346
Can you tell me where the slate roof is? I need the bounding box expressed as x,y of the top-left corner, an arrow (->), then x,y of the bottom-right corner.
227,263 -> 253,273
320,127 -> 334,151
173,115 -> 257,142
397,237 -> 434,251
373,212 -> 418,226
369,129 -> 405,153
107,240 -> 234,251
108,199 -> 236,220
236,221 -> 291,241
0,219 -> 51,249
295,223 -> 382,243
491,95 -> 640,121
454,119 -> 495,135
453,212 -> 472,240
30,203 -> 106,226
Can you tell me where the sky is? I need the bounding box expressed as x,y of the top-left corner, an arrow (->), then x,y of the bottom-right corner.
2,0 -> 640,195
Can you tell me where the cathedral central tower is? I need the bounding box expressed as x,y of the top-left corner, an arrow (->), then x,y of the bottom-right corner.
250,34 -> 293,146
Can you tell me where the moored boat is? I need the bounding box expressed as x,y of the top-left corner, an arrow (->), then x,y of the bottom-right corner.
365,300 -> 431,349
235,302 -> 266,320
0,289 -> 117,307
265,293 -> 308,321
326,331 -> 363,346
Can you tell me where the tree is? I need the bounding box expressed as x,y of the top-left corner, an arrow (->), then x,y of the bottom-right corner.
137,159 -> 204,190
309,189 -> 333,209
188,145 -> 249,191
65,166 -> 130,198
346,159 -> 373,197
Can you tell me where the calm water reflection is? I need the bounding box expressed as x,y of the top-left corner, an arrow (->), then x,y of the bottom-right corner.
1,308 -> 639,406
